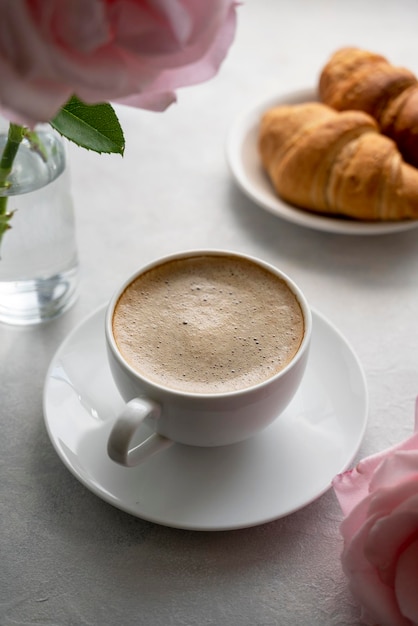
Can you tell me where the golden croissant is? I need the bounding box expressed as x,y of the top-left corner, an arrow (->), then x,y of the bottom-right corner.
319,47 -> 418,168
258,102 -> 418,220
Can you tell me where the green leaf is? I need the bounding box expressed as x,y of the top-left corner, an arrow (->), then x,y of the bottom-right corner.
50,96 -> 125,155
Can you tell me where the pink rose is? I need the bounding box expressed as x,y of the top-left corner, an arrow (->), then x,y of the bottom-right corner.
0,0 -> 238,125
333,399 -> 418,626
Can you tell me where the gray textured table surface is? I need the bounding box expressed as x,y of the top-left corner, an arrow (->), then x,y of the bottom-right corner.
2,1 -> 418,624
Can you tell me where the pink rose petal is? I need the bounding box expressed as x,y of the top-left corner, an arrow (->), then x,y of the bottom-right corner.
117,90 -> 177,112
349,572 -> 411,626
370,449 -> 418,491
395,538 -> 418,623
338,494 -> 371,541
50,0 -> 111,53
342,513 -> 412,626
365,494 -> 418,585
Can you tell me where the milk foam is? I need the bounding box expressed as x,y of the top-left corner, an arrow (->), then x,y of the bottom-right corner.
112,255 -> 304,393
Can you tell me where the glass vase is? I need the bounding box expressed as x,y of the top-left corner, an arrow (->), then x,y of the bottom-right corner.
0,122 -> 79,325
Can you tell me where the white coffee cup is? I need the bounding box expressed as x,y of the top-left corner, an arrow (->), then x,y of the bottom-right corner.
105,250 -> 312,467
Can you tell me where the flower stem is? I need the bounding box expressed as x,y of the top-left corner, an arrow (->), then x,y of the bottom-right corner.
0,123 -> 24,247
0,123 -> 24,203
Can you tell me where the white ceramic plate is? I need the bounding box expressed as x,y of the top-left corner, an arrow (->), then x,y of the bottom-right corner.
226,87 -> 418,235
43,305 -> 368,531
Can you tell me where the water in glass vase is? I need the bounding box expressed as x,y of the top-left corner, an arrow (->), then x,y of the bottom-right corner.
0,125 -> 79,325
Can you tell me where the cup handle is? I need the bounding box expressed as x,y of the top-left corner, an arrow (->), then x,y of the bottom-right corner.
107,398 -> 173,467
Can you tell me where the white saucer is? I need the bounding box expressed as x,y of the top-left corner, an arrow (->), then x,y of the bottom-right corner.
226,87 -> 418,236
43,305 -> 368,531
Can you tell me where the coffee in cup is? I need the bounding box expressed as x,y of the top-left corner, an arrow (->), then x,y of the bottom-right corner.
105,250 -> 311,466
112,254 -> 304,394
